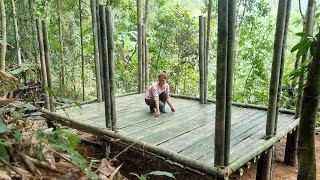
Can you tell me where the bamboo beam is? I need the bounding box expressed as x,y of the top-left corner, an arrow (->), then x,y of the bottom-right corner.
42,20 -> 55,111
169,94 -> 295,114
99,5 -> 111,128
199,16 -> 205,104
36,19 -> 49,110
215,0 -> 228,166
106,6 -> 117,131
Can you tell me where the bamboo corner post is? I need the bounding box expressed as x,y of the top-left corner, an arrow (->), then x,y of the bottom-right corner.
99,5 -> 111,128
106,6 -> 117,131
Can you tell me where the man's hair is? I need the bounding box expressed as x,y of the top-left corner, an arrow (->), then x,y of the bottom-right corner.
158,71 -> 167,80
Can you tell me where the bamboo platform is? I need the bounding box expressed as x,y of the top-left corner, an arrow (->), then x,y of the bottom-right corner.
41,94 -> 299,179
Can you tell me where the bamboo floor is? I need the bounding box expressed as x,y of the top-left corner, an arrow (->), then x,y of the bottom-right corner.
42,94 -> 299,178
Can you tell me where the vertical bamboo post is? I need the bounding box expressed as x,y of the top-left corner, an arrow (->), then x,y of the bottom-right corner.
142,24 -> 145,91
275,0 -> 292,134
96,0 -> 104,101
137,0 -> 143,93
106,6 -> 117,131
205,0 -> 212,103
257,0 -> 287,179
36,19 -> 49,110
99,5 -> 111,128
215,0 -> 228,167
42,20 -> 55,112
90,0 -> 102,103
78,0 -> 85,101
199,16 -> 205,104
225,0 -> 236,166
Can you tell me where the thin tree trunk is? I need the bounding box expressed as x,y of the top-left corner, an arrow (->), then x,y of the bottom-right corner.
91,0 -> 102,102
28,0 -> 39,64
36,19 -> 49,110
11,0 -> 21,65
297,27 -> 320,180
0,0 -> 6,71
79,0 -> 85,101
137,0 -> 143,93
42,20 -> 55,111
214,0 -> 228,166
57,0 -> 66,92
144,0 -> 149,88
258,0 -> 287,179
225,0 -> 236,166
204,0 -> 212,102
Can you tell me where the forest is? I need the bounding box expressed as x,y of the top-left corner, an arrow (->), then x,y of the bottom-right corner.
0,0 -> 320,179
0,0 -> 318,106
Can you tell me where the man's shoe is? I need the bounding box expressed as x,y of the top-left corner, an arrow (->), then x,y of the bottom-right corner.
150,106 -> 155,113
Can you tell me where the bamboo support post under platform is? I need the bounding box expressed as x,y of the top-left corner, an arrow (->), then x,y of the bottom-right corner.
40,108 -> 299,179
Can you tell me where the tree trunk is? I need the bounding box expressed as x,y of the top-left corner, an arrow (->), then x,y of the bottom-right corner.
57,0 -> 66,92
0,0 -> 6,71
297,28 -> 320,180
79,0 -> 85,101
11,0 -> 21,65
91,0 -> 102,102
36,19 -> 50,110
144,0 -> 149,88
42,20 -> 55,111
28,0 -> 39,64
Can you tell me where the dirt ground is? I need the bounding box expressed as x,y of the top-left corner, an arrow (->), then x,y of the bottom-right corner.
78,132 -> 320,180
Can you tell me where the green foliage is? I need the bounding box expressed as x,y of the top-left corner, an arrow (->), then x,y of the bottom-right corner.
36,128 -> 97,178
130,170 -> 175,180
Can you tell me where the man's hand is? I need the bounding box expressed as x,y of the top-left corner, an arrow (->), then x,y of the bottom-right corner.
171,107 -> 176,112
